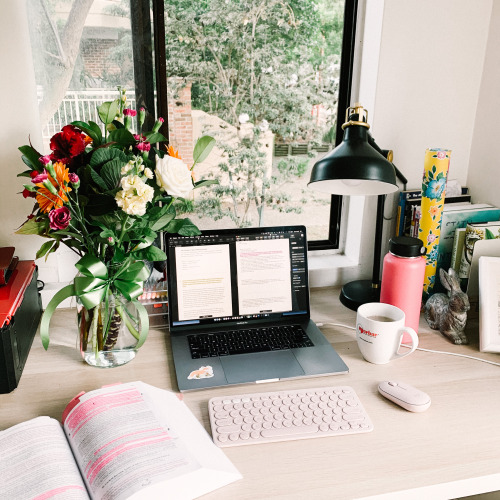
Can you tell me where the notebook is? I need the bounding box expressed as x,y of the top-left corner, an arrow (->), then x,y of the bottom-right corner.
165,225 -> 348,391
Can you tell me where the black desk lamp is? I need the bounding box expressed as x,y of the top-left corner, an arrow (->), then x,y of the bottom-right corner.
308,104 -> 406,310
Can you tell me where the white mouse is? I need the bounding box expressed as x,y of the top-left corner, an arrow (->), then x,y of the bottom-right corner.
378,381 -> 431,412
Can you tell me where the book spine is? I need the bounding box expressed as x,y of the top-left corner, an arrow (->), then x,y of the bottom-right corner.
450,228 -> 466,273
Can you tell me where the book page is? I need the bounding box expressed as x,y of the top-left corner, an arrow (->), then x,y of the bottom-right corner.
236,238 -> 292,315
63,382 -> 241,500
175,244 -> 233,321
0,416 -> 89,499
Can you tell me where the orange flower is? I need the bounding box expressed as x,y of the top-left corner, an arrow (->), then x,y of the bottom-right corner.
167,145 -> 181,159
36,162 -> 72,213
84,135 -> 93,145
428,204 -> 442,217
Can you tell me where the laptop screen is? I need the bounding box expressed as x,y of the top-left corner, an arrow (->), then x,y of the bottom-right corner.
165,225 -> 310,331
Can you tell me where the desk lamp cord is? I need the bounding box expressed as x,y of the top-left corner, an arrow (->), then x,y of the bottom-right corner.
316,322 -> 500,368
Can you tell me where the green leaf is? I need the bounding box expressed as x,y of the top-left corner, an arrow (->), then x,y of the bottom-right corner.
193,136 -> 216,165
36,240 -> 54,260
98,99 -> 120,126
131,230 -> 157,251
17,170 -> 34,178
19,145 -> 43,170
166,218 -> 201,236
89,147 -> 128,169
108,128 -> 136,147
111,119 -> 124,129
193,179 -> 219,189
101,159 -> 125,190
15,218 -> 47,235
89,167 -> 109,191
485,228 -> 496,240
134,245 -> 167,262
150,211 -> 176,231
71,121 -> 102,146
144,132 -> 168,144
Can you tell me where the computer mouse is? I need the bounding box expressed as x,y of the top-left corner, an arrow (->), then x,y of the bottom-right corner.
378,381 -> 431,412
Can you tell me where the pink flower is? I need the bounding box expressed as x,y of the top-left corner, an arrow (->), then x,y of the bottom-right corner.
137,141 -> 151,152
123,108 -> 137,117
437,151 -> 446,159
133,134 -> 146,141
68,173 -> 79,184
39,155 -> 51,165
48,206 -> 71,230
158,117 -> 164,123
427,234 -> 437,244
31,170 -> 49,184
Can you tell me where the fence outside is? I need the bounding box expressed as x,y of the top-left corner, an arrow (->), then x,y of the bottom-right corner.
38,88 -> 137,146
39,88 -> 333,157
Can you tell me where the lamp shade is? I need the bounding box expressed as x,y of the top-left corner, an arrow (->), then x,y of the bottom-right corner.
308,105 -> 398,196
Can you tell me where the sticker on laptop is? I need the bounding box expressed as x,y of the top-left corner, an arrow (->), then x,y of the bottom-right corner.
188,366 -> 214,380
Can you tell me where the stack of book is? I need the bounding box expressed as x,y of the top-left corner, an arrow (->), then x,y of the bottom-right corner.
395,188 -> 471,238
394,188 -> 500,294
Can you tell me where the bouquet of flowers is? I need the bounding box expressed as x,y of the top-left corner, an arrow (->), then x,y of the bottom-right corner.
17,88 -> 215,363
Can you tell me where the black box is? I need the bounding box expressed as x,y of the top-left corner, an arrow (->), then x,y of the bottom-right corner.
0,261 -> 42,393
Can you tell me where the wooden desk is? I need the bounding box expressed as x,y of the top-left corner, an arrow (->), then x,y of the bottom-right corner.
1,287 -> 500,499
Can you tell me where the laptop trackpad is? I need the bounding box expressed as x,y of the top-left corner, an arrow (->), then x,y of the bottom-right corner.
220,351 -> 304,384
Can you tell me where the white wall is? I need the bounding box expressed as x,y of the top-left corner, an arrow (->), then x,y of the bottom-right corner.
468,0 -> 500,208
0,2 -> 44,260
345,0 -> 494,285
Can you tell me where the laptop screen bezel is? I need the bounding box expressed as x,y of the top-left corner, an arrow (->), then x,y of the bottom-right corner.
165,225 -> 311,333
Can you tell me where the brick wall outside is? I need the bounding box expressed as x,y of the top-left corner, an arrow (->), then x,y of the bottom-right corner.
167,80 -> 194,165
80,38 -> 121,77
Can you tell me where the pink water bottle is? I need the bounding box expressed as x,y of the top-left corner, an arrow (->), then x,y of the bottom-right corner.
380,236 -> 426,342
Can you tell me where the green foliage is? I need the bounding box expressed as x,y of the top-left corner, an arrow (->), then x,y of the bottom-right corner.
164,0 -> 343,142
193,130 -> 306,227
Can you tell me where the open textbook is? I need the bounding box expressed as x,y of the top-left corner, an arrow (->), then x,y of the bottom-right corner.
0,381 -> 241,500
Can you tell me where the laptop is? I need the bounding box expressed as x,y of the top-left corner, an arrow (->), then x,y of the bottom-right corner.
165,225 -> 348,391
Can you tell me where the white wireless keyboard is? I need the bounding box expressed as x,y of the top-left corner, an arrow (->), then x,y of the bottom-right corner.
208,385 -> 373,447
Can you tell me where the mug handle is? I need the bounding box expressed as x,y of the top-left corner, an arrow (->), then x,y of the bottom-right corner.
393,327 -> 419,360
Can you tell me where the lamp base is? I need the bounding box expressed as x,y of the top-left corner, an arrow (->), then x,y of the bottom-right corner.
339,280 -> 381,311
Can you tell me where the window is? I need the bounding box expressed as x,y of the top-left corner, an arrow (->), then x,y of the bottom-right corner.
28,0 -> 357,250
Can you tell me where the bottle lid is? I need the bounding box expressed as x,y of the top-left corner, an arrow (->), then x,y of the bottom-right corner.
389,236 -> 426,257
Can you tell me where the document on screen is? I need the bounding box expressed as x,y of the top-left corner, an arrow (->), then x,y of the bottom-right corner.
175,244 -> 233,321
236,238 -> 292,315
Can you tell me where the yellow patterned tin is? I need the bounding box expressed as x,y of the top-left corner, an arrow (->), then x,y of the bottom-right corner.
418,148 -> 451,296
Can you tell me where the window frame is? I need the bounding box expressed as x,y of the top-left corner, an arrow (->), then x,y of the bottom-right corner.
143,0 -> 358,250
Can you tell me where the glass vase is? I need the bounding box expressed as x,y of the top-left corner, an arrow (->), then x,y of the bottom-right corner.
77,290 -> 142,368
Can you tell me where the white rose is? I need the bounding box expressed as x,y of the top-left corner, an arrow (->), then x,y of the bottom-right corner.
155,155 -> 193,198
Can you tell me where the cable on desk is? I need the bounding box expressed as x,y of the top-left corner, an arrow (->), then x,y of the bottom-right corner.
316,322 -> 500,367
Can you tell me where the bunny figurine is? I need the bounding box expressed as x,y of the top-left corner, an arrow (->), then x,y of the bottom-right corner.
424,268 -> 470,344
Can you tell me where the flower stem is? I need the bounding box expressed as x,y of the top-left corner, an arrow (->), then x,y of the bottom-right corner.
115,303 -> 140,341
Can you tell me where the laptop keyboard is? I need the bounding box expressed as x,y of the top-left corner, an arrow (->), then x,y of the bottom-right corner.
208,385 -> 373,447
187,324 -> 314,359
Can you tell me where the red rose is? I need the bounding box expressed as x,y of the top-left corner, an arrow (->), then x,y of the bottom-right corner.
48,206 -> 71,230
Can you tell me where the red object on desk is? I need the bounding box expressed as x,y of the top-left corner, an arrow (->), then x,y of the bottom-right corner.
0,261 -> 36,329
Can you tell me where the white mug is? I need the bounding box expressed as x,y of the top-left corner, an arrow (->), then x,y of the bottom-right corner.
356,303 -> 418,364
